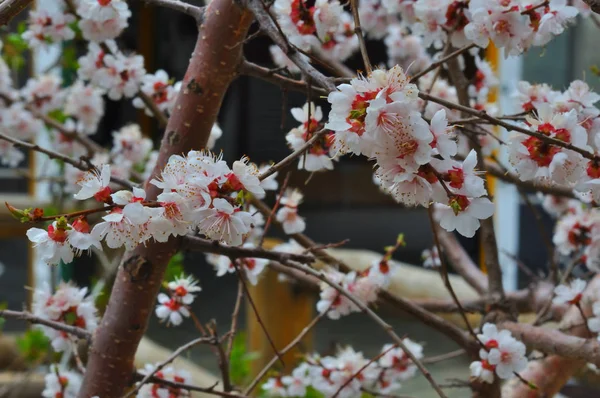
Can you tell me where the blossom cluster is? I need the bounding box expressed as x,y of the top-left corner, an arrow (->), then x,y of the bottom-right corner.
23,0 -> 131,47
32,282 -> 98,352
510,80 -> 600,203
470,323 -> 528,384
272,0 -> 358,71
136,363 -> 193,397
326,66 -> 493,237
41,362 -> 192,398
262,341 -> 423,398
549,199 -> 600,272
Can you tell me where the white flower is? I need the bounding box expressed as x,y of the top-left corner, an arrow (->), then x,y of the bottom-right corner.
111,187 -> 153,225
316,270 -> 361,319
207,123 -> 223,150
262,377 -> 288,397
276,189 -> 306,234
552,278 -> 587,305
231,157 -> 266,198
437,197 -> 495,238
22,9 -> 75,48
486,333 -> 528,379
429,109 -> 456,159
73,164 -> 112,202
64,81 -> 105,134
470,360 -> 495,384
132,70 -> 178,115
33,282 -> 98,352
168,274 -> 201,305
42,365 -> 82,398
79,14 -> 129,42
21,74 -> 65,114
77,0 -> 131,23
137,364 -> 192,397
422,247 -> 440,268
111,124 -> 153,165
155,292 -> 190,326
379,340 -> 423,381
258,164 -> 279,191
195,198 -> 253,246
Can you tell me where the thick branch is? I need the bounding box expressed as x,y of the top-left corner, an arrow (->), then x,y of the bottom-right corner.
501,322 -> 600,364
182,235 -> 316,264
78,1 -> 254,396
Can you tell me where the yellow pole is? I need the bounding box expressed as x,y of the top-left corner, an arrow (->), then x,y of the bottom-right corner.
480,42 -> 500,273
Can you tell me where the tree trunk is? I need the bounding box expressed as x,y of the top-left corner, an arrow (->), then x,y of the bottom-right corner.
78,2 -> 253,396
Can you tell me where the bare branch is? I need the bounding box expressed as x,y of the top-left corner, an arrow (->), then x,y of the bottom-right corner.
277,258 -> 449,398
349,0 -> 371,74
182,235 -> 316,264
435,226 -> 488,295
0,309 -> 90,340
258,128 -> 328,181
125,336 -> 217,398
242,0 -> 335,91
0,132 -> 133,189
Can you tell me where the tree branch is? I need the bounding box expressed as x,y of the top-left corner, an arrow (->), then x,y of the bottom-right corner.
0,309 -> 90,340
78,1 -> 254,395
182,235 -> 315,263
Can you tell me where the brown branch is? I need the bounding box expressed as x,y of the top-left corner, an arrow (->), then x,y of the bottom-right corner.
181,235 -> 315,264
420,91 -> 599,161
242,0 -> 335,91
0,132 -> 132,189
409,44 -> 476,83
0,0 -> 32,26
349,0 -> 371,74
138,0 -> 205,22
134,373 -> 237,398
258,128 -> 328,181
500,321 -> 600,363
78,1 -> 254,396
428,208 -> 480,347
226,279 -> 244,358
250,196 -> 476,353
278,258 -> 449,398
0,309 -> 90,340
435,227 -> 488,295
125,336 -> 217,398
243,306 -> 329,395
233,261 -> 285,367
239,60 -> 329,97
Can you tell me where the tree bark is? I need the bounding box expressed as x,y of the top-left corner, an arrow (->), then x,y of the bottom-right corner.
78,2 -> 253,396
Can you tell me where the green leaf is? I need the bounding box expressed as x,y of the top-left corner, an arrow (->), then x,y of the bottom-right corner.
0,301 -> 7,331
47,109 -> 68,124
229,331 -> 259,385
61,45 -> 79,73
43,205 -> 60,217
304,386 -> 325,398
16,329 -> 50,364
16,21 -> 27,35
163,252 -> 185,283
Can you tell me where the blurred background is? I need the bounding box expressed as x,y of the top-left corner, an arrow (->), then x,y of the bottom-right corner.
1,2 -> 600,397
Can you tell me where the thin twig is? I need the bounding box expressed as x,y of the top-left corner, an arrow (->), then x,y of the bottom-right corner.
410,44 -> 476,83
259,172 -> 291,247
243,306 -> 329,395
124,336 -> 216,398
0,309 -> 90,340
278,259 -> 449,398
138,0 -> 204,23
182,235 -> 315,264
349,0 -> 371,74
258,128 -> 328,181
226,279 -> 244,359
422,349 -> 466,364
232,261 -> 286,367
332,344 -> 398,398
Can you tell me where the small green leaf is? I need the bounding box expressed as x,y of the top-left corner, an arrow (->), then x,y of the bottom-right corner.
47,109 -> 68,124
16,329 -> 50,363
16,21 -> 27,35
229,331 -> 259,385
164,252 -> 185,283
